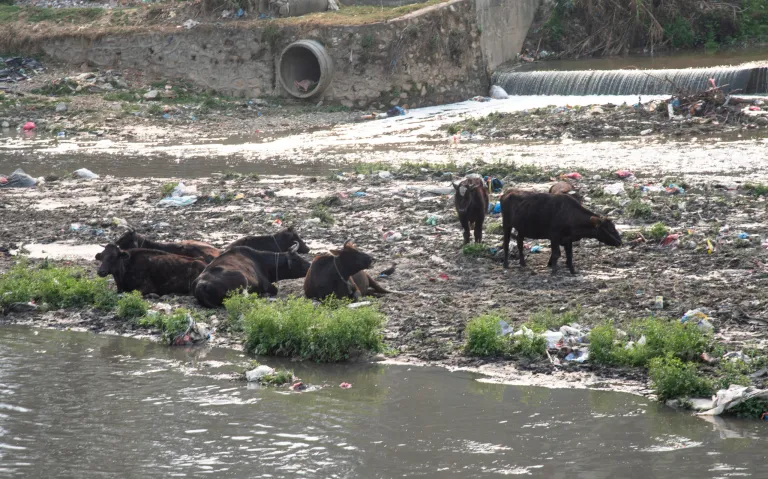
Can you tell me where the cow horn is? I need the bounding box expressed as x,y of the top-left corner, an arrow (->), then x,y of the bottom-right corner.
343,239 -> 352,247
289,242 -> 299,253
452,182 -> 460,191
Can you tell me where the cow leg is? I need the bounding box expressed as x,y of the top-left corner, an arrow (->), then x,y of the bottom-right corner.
266,283 -> 278,296
502,222 -> 512,269
549,236 -> 562,274
474,217 -> 484,243
565,241 -> 576,275
460,217 -> 470,245
547,241 -> 559,267
517,235 -> 526,267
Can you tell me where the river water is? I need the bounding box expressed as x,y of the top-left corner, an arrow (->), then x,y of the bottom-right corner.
0,326 -> 765,478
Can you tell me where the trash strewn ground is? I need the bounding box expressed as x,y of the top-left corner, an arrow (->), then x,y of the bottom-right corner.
0,161 -> 767,398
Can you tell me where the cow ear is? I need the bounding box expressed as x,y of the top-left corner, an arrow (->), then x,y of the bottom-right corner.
589,216 -> 602,227
286,226 -> 295,232
452,183 -> 460,191
119,251 -> 131,260
95,253 -> 103,261
330,249 -> 341,256
289,242 -> 299,253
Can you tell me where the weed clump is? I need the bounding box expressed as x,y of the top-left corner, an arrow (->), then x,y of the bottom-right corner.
224,295 -> 385,362
461,243 -> 488,257
0,261 -> 116,310
160,182 -> 177,197
648,355 -> 713,401
625,199 -> 652,219
116,291 -> 149,320
645,222 -> 669,241
464,313 -> 546,360
311,204 -> 335,225
139,308 -> 196,344
745,182 -> 768,196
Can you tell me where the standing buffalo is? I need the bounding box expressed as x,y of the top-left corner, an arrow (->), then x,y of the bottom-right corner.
501,191 -> 622,274
454,177 -> 490,244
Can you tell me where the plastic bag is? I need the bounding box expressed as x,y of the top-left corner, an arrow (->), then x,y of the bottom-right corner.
0,168 -> 36,188
73,168 -> 99,179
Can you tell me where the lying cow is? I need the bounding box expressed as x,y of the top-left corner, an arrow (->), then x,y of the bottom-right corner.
96,244 -> 206,296
549,181 -> 582,203
454,177 -> 490,244
304,240 -> 391,300
115,230 -> 220,263
501,191 -> 622,274
193,244 -> 310,308
226,227 -> 310,254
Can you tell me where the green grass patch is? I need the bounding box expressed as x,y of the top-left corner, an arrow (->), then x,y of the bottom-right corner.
485,222 -> 503,235
352,161 -> 390,175
589,318 -> 714,368
649,354 -> 713,401
224,295 -> 385,362
461,242 -> 488,257
464,313 -> 546,360
644,222 -> 669,241
160,182 -> 177,197
745,182 -> 768,196
0,260 -> 117,310
116,291 -> 149,320
258,368 -> 295,386
625,199 -> 652,219
444,111 -> 504,135
25,6 -> 103,23
525,308 -> 581,333
104,91 -> 138,102
311,204 -> 335,225
139,308 -> 196,344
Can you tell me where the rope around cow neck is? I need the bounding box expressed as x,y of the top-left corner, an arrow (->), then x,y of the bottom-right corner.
333,256 -> 354,294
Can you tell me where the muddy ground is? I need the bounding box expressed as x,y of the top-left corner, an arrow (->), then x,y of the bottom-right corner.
1,160 -> 767,395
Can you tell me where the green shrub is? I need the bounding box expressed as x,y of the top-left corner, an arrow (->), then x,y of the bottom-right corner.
0,261 -> 116,310
259,368 -> 295,386
714,360 -> 752,391
649,355 -> 713,401
464,313 -> 507,356
139,308 -> 195,344
625,199 -> 652,219
645,222 -> 669,241
230,296 -> 385,362
589,318 -> 713,367
311,204 -> 335,225
464,313 -> 546,359
116,291 -> 149,320
485,222 -> 503,235
745,182 -> 768,196
160,182 -> 177,197
727,398 -> 768,419
526,307 -> 581,333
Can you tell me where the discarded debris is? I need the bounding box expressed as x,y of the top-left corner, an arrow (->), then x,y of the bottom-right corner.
698,385 -> 768,416
0,168 -> 37,188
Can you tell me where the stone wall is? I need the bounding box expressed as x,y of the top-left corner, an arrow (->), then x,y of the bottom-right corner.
34,0 -> 539,106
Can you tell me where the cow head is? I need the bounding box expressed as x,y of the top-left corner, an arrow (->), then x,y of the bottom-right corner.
277,227 -> 310,254
114,229 -> 139,250
590,216 -> 622,247
453,180 -> 477,198
285,243 -> 311,278
338,239 -> 373,272
95,243 -> 130,277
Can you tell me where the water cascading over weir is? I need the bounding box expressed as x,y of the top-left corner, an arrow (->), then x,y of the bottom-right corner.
491,65 -> 768,95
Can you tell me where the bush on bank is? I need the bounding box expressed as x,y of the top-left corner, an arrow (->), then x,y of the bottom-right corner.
224,294 -> 385,362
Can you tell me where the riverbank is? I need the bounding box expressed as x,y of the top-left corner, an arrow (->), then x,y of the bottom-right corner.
0,160 -> 766,402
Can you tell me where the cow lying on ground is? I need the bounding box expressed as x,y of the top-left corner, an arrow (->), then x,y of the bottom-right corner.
227,227 -> 310,254
454,177 -> 490,244
193,244 -> 310,307
549,181 -> 582,203
96,244 -> 206,296
304,240 -> 391,300
115,230 -> 220,263
501,191 -> 622,274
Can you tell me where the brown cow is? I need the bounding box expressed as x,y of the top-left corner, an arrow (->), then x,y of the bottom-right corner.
501,191 -> 622,274
226,227 -> 310,254
549,181 -> 582,203
304,240 -> 391,300
453,177 -> 490,244
193,245 -> 310,308
115,230 -> 220,263
96,244 -> 205,296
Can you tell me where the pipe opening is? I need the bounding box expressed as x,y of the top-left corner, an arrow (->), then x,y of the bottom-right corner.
279,40 -> 333,99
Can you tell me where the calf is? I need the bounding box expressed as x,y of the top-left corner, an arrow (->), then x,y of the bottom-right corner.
96,244 -> 206,296
304,240 -> 390,300
193,244 -> 310,308
501,191 -> 622,274
115,230 -> 220,263
226,227 -> 310,254
453,177 -> 490,244
549,181 -> 582,203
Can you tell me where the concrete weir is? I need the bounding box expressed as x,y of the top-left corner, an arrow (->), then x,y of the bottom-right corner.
23,0 -> 540,107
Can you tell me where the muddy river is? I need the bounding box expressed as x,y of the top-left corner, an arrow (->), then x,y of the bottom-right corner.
0,326 -> 765,478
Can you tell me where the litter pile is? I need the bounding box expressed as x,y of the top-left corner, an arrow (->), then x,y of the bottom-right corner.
0,57 -> 44,83
42,70 -> 129,94
498,319 -> 591,364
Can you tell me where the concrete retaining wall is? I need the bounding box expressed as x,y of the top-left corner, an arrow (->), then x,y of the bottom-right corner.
34,0 -> 539,106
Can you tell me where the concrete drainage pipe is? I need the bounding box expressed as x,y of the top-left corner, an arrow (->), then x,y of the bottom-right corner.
278,40 -> 334,99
